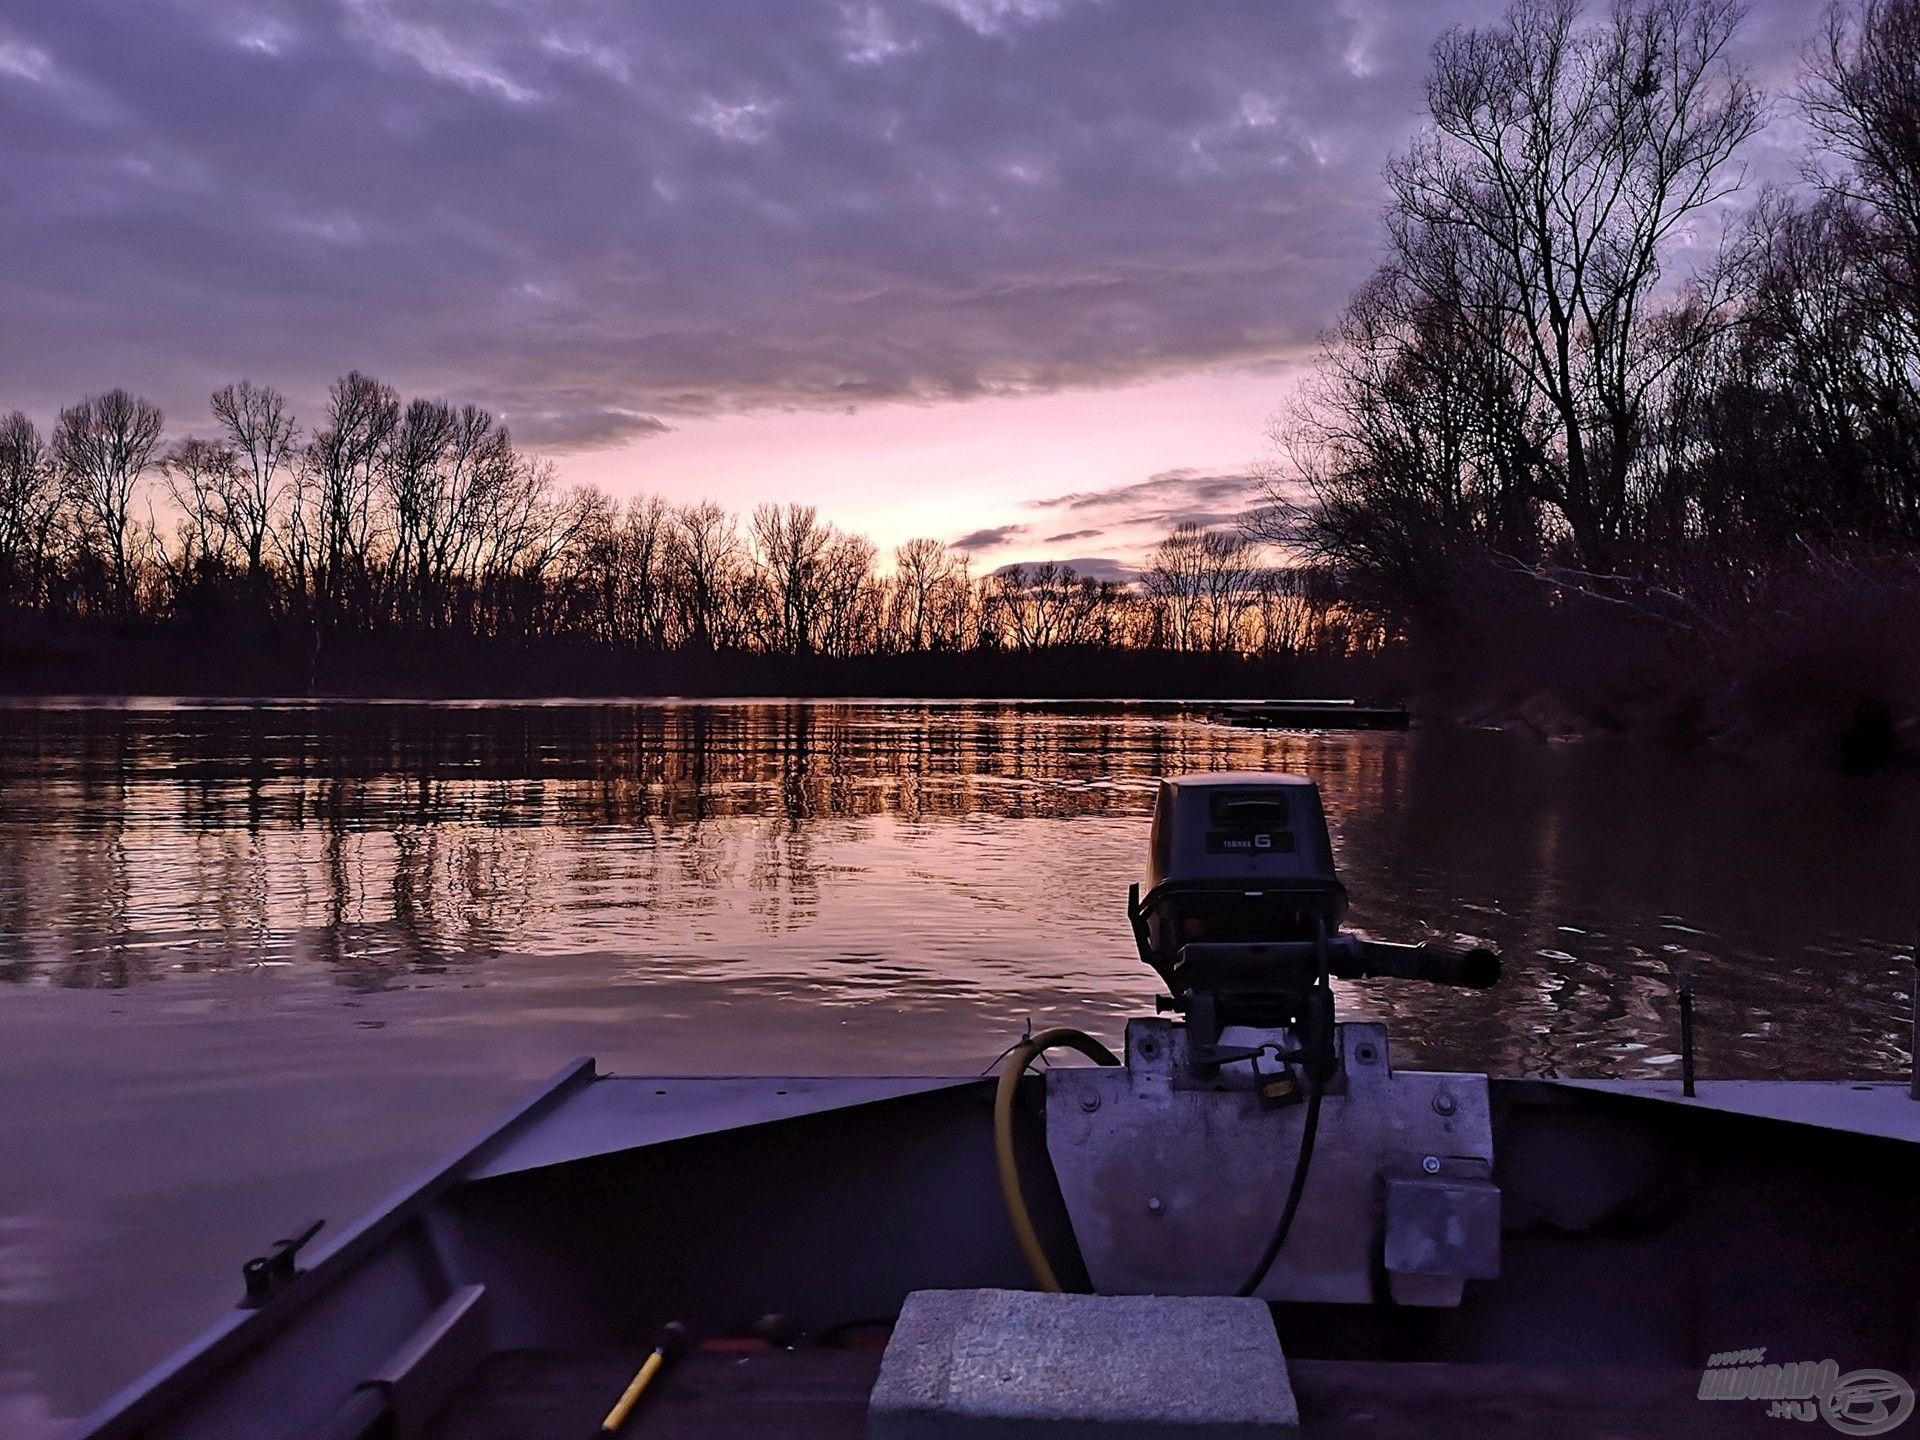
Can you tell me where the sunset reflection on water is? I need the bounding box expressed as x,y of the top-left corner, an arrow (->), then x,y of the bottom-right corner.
0,699 -> 1913,1080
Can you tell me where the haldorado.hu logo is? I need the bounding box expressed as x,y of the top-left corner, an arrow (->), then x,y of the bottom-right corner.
1699,1349 -> 1915,1434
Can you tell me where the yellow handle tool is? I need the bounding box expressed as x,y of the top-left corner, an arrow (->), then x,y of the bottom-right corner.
594,1323 -> 688,1436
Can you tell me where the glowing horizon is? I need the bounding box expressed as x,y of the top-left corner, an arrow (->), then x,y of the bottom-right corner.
549,364 -> 1300,571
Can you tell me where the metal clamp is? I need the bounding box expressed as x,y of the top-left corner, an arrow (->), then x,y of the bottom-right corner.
240,1219 -> 324,1308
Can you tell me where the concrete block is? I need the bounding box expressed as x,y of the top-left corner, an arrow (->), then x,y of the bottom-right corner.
869,1288 -> 1298,1440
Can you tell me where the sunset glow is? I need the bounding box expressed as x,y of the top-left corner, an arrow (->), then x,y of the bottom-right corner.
0,0 -> 1832,573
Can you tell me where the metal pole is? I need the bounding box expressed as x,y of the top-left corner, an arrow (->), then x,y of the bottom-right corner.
1679,975 -> 1696,1099
1909,937 -> 1918,1102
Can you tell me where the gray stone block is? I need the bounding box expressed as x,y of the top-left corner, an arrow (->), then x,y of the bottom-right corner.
869,1288 -> 1299,1440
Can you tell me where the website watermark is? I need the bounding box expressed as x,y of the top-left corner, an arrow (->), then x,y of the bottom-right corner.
1699,1349 -> 1914,1434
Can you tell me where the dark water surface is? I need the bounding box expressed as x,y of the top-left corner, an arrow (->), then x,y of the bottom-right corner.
0,700 -> 1914,1434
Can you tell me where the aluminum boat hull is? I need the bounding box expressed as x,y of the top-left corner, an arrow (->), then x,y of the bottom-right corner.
64,1064 -> 1920,1440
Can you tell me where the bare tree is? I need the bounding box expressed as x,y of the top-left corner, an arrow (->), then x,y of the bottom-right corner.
376,400 -> 535,630
305,372 -> 398,628
892,537 -> 958,652
161,436 -> 244,581
1806,0 -> 1920,314
0,413 -> 61,608
667,501 -> 745,651
1254,567 -> 1315,657
1795,0 -> 1920,540
53,389 -> 164,613
561,488 -> 675,647
1196,528 -> 1261,651
817,530 -> 880,657
1389,0 -> 1760,563
624,495 -> 676,648
752,503 -> 834,654
1144,525 -> 1208,650
209,380 -> 297,585
479,460 -> 587,638
1141,525 -> 1264,651
926,551 -> 979,651
380,398 -> 458,625
991,561 -> 1098,650
1253,234 -> 1546,622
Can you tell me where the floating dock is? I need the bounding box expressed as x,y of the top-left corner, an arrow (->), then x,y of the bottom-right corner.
1209,700 -> 1410,731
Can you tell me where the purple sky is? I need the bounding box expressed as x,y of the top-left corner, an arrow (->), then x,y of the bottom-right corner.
0,0 -> 1816,568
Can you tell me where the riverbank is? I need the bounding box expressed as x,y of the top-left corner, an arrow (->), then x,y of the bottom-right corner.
1450,690 -> 1919,771
1400,558 -> 1920,772
4,605 -> 1914,768
0,612 -> 1389,702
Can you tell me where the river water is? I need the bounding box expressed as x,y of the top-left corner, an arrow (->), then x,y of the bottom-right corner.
0,699 -> 1914,1434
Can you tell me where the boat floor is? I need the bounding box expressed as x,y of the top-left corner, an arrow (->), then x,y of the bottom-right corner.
424,1346 -> 1764,1439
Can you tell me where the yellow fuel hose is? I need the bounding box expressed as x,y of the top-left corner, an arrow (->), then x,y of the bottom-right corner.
596,1322 -> 686,1436
597,1350 -> 663,1434
992,1027 -> 1121,1292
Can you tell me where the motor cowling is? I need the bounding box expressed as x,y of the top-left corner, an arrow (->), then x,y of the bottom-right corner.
1133,772 -> 1347,1003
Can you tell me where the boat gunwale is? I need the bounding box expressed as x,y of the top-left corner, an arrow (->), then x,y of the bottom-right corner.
63,1057 -> 599,1440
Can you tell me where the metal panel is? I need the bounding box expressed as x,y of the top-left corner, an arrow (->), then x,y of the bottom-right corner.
464,1076 -> 982,1179
1046,1019 -> 1493,1304
1550,1079 -> 1920,1144
436,1077 -> 1043,1350
1382,1176 -> 1501,1278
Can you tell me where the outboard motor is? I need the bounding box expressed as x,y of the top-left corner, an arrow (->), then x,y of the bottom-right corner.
1132,772 -> 1346,1066
1044,772 -> 1506,1307
1128,772 -> 1499,1063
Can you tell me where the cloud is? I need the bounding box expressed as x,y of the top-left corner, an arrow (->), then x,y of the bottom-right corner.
1033,467 -> 1267,530
490,404 -> 671,448
341,0 -> 539,103
952,463 -> 1274,568
953,523 -> 1027,549
0,0 -> 1813,451
993,556 -> 1138,584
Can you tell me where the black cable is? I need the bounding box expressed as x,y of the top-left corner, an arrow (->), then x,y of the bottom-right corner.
1237,913 -> 1332,1298
1234,1070 -> 1324,1296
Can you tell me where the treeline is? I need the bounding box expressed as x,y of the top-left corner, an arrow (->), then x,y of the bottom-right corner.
0,372 -> 1368,686
1264,0 -> 1920,757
